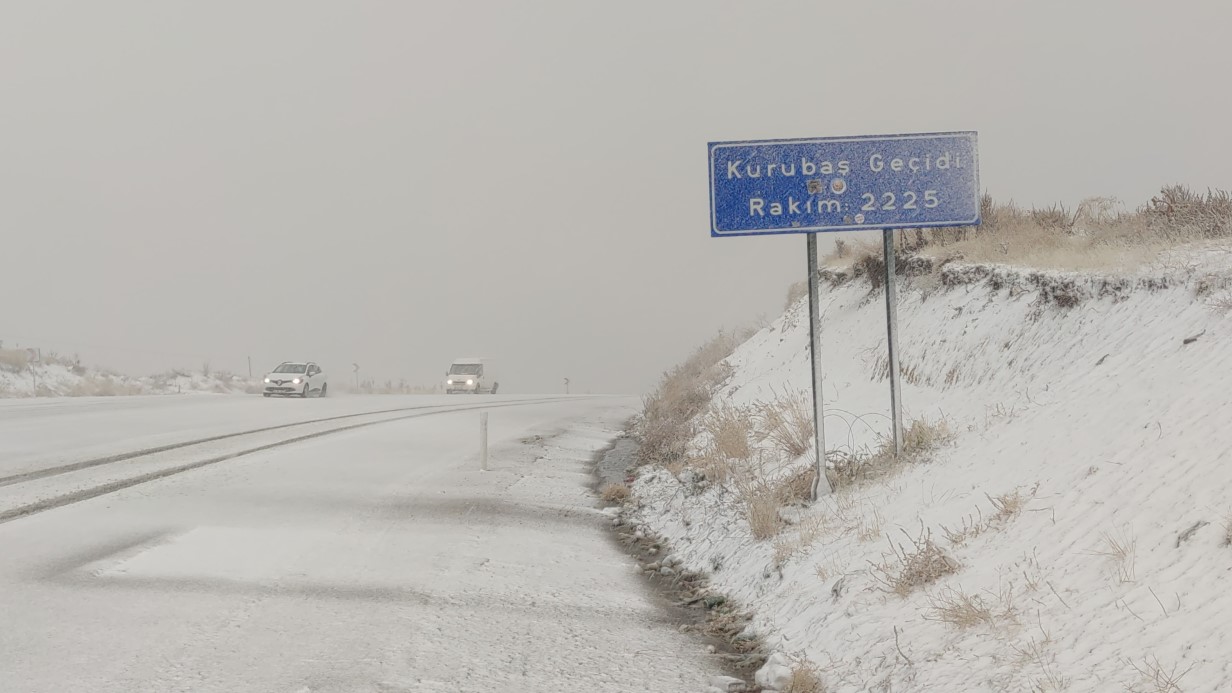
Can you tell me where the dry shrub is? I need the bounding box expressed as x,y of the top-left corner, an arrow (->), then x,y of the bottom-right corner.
756,389 -> 814,460
1222,512 -> 1232,548
926,585 -> 1017,629
703,403 -> 754,461
0,349 -> 30,372
600,483 -> 630,504
1146,185 -> 1232,239
871,525 -> 959,597
636,329 -> 750,466
783,659 -> 826,693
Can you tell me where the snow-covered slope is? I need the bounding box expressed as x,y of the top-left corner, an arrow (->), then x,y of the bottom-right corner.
0,353 -> 257,398
629,250 -> 1232,691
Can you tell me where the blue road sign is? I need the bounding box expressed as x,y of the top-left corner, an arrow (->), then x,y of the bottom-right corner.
708,132 -> 979,237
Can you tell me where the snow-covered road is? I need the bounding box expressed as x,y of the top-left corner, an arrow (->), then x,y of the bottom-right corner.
0,395 -> 720,692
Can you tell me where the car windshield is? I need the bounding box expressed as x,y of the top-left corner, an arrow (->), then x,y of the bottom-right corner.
449,364 -> 482,375
273,364 -> 308,374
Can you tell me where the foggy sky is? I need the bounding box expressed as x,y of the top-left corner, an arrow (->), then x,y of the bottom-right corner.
2,1 -> 1229,394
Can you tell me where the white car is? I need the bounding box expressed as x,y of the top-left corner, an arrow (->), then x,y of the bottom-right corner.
262,362 -> 327,398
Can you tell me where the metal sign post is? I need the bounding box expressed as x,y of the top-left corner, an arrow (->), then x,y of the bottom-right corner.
806,233 -> 831,498
708,131 -> 980,486
882,229 -> 904,455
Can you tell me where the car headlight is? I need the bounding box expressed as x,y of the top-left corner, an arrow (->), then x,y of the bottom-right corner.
446,379 -> 453,384
263,377 -> 270,383
293,378 -> 302,384
466,379 -> 474,385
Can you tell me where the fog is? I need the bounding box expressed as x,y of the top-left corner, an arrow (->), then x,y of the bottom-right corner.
2,1 -> 1229,394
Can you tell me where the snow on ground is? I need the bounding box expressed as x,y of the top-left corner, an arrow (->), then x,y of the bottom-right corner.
0,397 -> 730,692
627,254 -> 1232,691
0,394 -> 539,479
0,353 -> 257,398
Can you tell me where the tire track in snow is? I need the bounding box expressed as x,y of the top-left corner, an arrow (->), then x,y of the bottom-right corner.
0,397 -> 583,526
0,396 -> 566,488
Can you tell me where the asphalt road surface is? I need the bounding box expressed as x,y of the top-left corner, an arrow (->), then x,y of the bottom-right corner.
0,394 -> 720,692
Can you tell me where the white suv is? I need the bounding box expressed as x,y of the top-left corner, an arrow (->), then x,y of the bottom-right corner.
262,362 -> 327,398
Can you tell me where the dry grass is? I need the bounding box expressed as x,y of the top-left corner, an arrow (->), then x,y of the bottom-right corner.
688,449 -> 735,485
1208,292 -> 1232,313
755,389 -> 815,460
66,376 -> 145,397
777,465 -> 817,505
1014,635 -> 1069,692
784,279 -> 808,309
782,659 -> 826,693
990,489 -> 1028,521
0,349 -> 30,372
926,585 -> 1018,630
942,486 -> 1035,546
1097,528 -> 1137,583
1125,654 -> 1194,693
834,185 -> 1232,274
901,417 -> 954,454
940,509 -> 990,546
813,555 -> 847,583
773,514 -> 831,568
637,329 -> 751,467
738,465 -> 824,541
1222,512 -> 1232,548
702,403 -> 754,461
739,477 -> 784,540
871,524 -> 959,597
600,482 -> 630,504
853,507 -> 885,543
828,416 -> 953,491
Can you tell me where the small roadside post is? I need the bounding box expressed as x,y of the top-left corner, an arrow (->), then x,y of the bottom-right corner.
479,412 -> 489,471
708,132 -> 980,496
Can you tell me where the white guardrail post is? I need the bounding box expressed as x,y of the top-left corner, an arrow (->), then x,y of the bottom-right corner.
480,412 -> 489,471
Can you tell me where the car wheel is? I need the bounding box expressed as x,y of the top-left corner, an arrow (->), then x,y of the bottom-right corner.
301,384 -> 310,398
262,393 -> 271,398
319,383 -> 328,397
